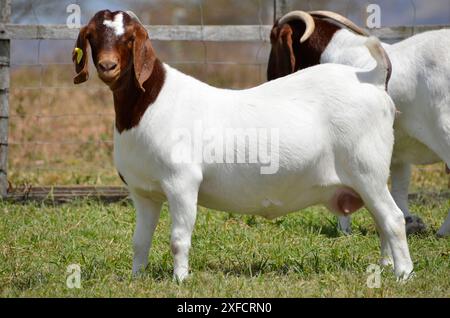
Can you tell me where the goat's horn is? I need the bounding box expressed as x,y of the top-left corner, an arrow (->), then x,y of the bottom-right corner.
309,10 -> 369,36
126,10 -> 143,24
278,11 -> 316,43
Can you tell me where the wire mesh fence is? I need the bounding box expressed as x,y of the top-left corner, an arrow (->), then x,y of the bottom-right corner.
2,0 -> 450,196
7,0 -> 272,188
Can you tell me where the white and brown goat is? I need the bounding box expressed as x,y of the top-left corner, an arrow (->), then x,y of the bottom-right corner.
73,10 -> 413,281
268,10 -> 450,237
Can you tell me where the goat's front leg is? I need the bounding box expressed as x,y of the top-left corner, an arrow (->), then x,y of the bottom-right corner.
391,163 -> 426,234
163,177 -> 200,282
130,191 -> 162,275
337,215 -> 352,235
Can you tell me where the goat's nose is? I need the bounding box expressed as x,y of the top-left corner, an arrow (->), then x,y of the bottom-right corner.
99,60 -> 118,72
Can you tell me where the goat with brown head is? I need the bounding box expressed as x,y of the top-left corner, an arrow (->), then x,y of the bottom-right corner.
267,10 -> 368,81
71,10 -> 416,281
73,10 -> 165,133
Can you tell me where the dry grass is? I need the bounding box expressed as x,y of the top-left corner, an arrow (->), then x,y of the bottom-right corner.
9,67 -> 115,185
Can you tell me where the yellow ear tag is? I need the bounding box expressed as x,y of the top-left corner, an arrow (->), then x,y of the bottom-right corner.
74,47 -> 83,64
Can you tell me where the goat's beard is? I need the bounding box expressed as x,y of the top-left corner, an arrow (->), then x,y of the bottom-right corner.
101,63 -> 135,91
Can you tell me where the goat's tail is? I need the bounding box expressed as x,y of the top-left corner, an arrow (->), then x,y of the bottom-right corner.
364,36 -> 392,91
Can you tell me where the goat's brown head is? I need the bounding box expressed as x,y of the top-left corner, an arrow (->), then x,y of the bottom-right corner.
267,11 -> 317,81
268,11 -> 370,81
73,10 -> 155,92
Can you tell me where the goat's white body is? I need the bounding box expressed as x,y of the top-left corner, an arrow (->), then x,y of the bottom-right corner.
114,62 -> 413,280
115,64 -> 393,216
322,29 -> 450,235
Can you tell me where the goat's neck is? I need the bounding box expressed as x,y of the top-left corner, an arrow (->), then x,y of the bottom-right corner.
112,59 -> 166,133
112,71 -> 141,132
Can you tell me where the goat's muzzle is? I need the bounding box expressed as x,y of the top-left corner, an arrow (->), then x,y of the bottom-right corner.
97,57 -> 120,84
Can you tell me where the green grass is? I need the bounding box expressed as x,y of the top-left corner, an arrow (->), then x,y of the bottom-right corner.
0,198 -> 449,298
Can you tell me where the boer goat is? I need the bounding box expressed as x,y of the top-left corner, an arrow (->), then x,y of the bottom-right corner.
268,10 -> 450,237
73,10 -> 413,281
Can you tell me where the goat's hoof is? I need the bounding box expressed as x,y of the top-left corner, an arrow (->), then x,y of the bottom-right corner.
405,215 -> 427,235
337,224 -> 352,235
132,271 -> 144,279
436,230 -> 450,238
132,264 -> 147,278
394,261 -> 414,283
173,270 -> 190,283
396,270 -> 415,283
379,257 -> 394,267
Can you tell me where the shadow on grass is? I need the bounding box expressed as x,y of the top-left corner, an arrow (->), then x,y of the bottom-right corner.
7,271 -> 52,293
298,217 -> 345,238
142,251 -> 366,280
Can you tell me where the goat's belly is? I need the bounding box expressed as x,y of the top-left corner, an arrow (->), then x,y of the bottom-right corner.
198,188 -> 324,219
198,184 -> 363,219
392,130 -> 441,165
197,174 -> 342,219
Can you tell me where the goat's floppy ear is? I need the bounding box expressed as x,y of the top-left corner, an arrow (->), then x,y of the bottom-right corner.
73,26 -> 90,84
279,25 -> 296,73
267,23 -> 295,80
133,25 -> 156,92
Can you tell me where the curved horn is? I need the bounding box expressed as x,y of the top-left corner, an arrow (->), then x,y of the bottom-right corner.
126,10 -> 143,24
278,11 -> 316,43
309,10 -> 369,36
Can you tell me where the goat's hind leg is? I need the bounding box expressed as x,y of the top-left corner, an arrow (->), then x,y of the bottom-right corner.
437,210 -> 450,237
358,185 -> 413,280
404,101 -> 450,236
391,163 -> 426,234
435,144 -> 450,237
348,135 -> 412,278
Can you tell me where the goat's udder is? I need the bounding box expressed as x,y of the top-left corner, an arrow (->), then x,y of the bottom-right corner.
330,187 -> 364,215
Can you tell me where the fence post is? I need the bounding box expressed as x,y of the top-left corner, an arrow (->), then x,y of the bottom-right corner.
0,0 -> 11,198
274,0 -> 289,22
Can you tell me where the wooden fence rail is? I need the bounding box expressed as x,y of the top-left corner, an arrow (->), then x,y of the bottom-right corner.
8,186 -> 130,204
6,186 -> 450,205
0,24 -> 448,42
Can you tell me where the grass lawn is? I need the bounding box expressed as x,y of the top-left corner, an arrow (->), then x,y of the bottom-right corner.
0,196 -> 448,298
